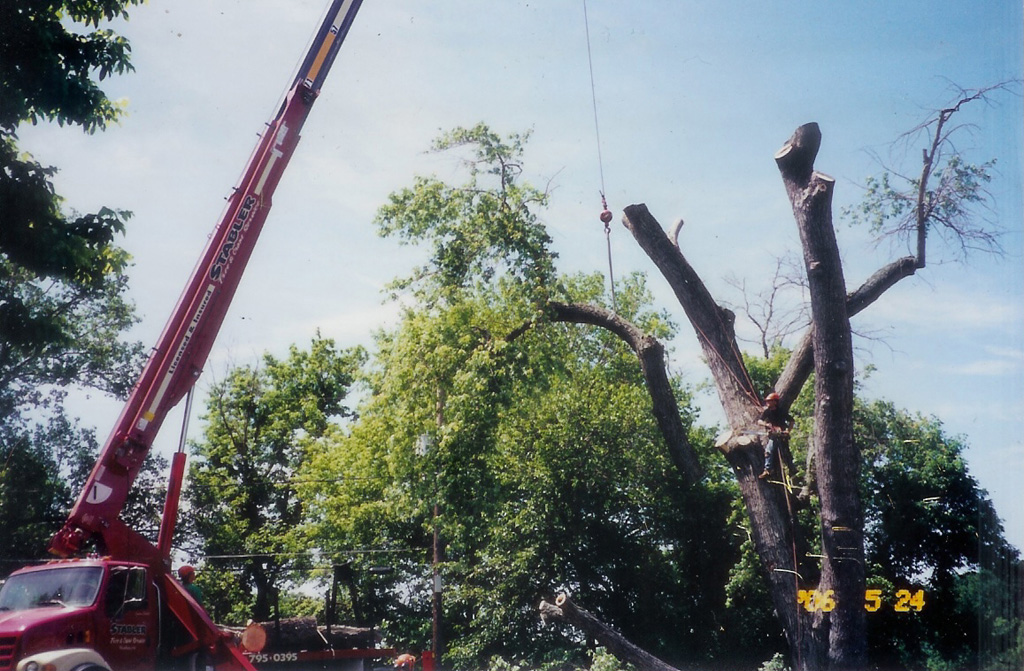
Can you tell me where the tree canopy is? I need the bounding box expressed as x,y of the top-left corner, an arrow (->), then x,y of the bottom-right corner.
186,336 -> 365,624
180,123 -> 1020,671
0,0 -> 149,570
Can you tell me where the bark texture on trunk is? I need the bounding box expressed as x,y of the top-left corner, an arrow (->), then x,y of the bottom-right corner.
223,617 -> 379,651
541,122 -> 903,669
539,595 -> 679,671
617,207 -> 807,658
776,123 -> 865,670
621,204 -> 760,430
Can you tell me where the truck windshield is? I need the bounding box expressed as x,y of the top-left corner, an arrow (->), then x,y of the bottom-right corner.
0,566 -> 104,610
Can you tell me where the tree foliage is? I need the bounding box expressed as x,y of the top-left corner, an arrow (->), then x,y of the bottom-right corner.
843,83 -> 1019,264
186,336 -> 365,624
0,392 -> 167,569
306,123 -> 1019,671
0,0 -> 142,379
0,422 -> 80,567
1,0 -> 141,312
375,123 -> 557,306
0,0 -> 142,133
303,274 -> 742,669
177,120 -> 1021,671
0,0 -> 148,572
856,400 -> 1022,670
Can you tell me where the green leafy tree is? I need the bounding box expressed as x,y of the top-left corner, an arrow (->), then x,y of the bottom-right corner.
0,0 -> 147,567
309,109 -> 1015,671
0,236 -> 145,568
0,390 -> 167,569
304,277 -> 741,670
302,126 -> 742,669
186,336 -> 365,624
0,424 -> 78,568
856,400 -> 1022,671
1,0 -> 143,336
376,123 -> 556,306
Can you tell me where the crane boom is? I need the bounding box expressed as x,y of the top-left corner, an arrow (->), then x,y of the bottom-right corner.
49,0 -> 365,560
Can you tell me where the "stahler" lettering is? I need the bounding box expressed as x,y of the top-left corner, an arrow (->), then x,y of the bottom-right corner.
210,194 -> 257,281
110,623 -> 148,635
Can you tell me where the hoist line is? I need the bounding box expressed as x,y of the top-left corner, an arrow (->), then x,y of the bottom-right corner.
582,0 -> 617,313
582,0 -> 606,197
605,223 -> 618,311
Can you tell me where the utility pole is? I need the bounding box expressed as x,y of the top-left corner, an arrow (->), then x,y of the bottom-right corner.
418,431 -> 444,671
432,502 -> 444,671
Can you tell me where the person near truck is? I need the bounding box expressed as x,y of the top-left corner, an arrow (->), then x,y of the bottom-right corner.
178,565 -> 203,605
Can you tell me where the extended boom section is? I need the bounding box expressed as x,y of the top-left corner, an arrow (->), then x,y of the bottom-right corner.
50,0 -> 363,561
0,6 -> 368,670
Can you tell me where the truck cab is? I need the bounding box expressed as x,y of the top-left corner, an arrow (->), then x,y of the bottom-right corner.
0,559 -> 161,671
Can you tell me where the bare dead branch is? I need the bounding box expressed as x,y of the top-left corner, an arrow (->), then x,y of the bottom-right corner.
621,204 -> 762,427
723,254 -> 809,358
775,253 -> 918,406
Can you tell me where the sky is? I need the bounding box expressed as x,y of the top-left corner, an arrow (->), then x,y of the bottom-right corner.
18,1 -> 1024,550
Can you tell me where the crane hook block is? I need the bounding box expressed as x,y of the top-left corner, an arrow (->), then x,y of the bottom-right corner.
600,209 -> 613,224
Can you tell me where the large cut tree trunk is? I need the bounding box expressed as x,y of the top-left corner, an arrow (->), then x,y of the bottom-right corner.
545,123 -> 917,668
776,123 -> 865,669
610,124 -> 869,670
619,203 -> 812,667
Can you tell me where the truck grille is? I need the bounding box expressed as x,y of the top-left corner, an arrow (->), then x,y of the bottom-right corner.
0,635 -> 16,671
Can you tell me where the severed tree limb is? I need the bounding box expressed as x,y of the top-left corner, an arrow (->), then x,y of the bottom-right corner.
539,595 -> 680,671
622,204 -> 761,429
548,301 -> 703,484
614,206 -> 806,659
776,255 -> 919,502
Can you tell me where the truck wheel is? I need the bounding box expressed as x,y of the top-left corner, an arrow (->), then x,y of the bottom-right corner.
73,665 -> 109,671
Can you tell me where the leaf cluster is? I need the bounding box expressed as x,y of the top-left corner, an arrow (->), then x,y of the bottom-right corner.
185,336 -> 365,623
375,123 -> 557,306
0,392 -> 167,569
843,83 -> 1019,262
1,1 -> 142,133
1,1 -> 142,386
844,157 -> 999,259
299,266 -> 740,668
1,3 -> 146,548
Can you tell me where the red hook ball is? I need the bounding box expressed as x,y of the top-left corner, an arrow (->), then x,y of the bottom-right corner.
599,209 -> 613,224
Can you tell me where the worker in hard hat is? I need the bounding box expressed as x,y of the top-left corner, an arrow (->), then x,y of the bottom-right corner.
758,392 -> 794,480
178,565 -> 203,605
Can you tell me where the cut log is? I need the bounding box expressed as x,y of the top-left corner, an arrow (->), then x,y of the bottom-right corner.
539,594 -> 679,671
222,617 -> 379,652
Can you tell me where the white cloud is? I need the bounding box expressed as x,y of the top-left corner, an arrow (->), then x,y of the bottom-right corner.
864,284 -> 1020,334
944,356 -> 1022,377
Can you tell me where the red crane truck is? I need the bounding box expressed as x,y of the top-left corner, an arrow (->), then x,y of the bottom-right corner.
0,2 -> 366,670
